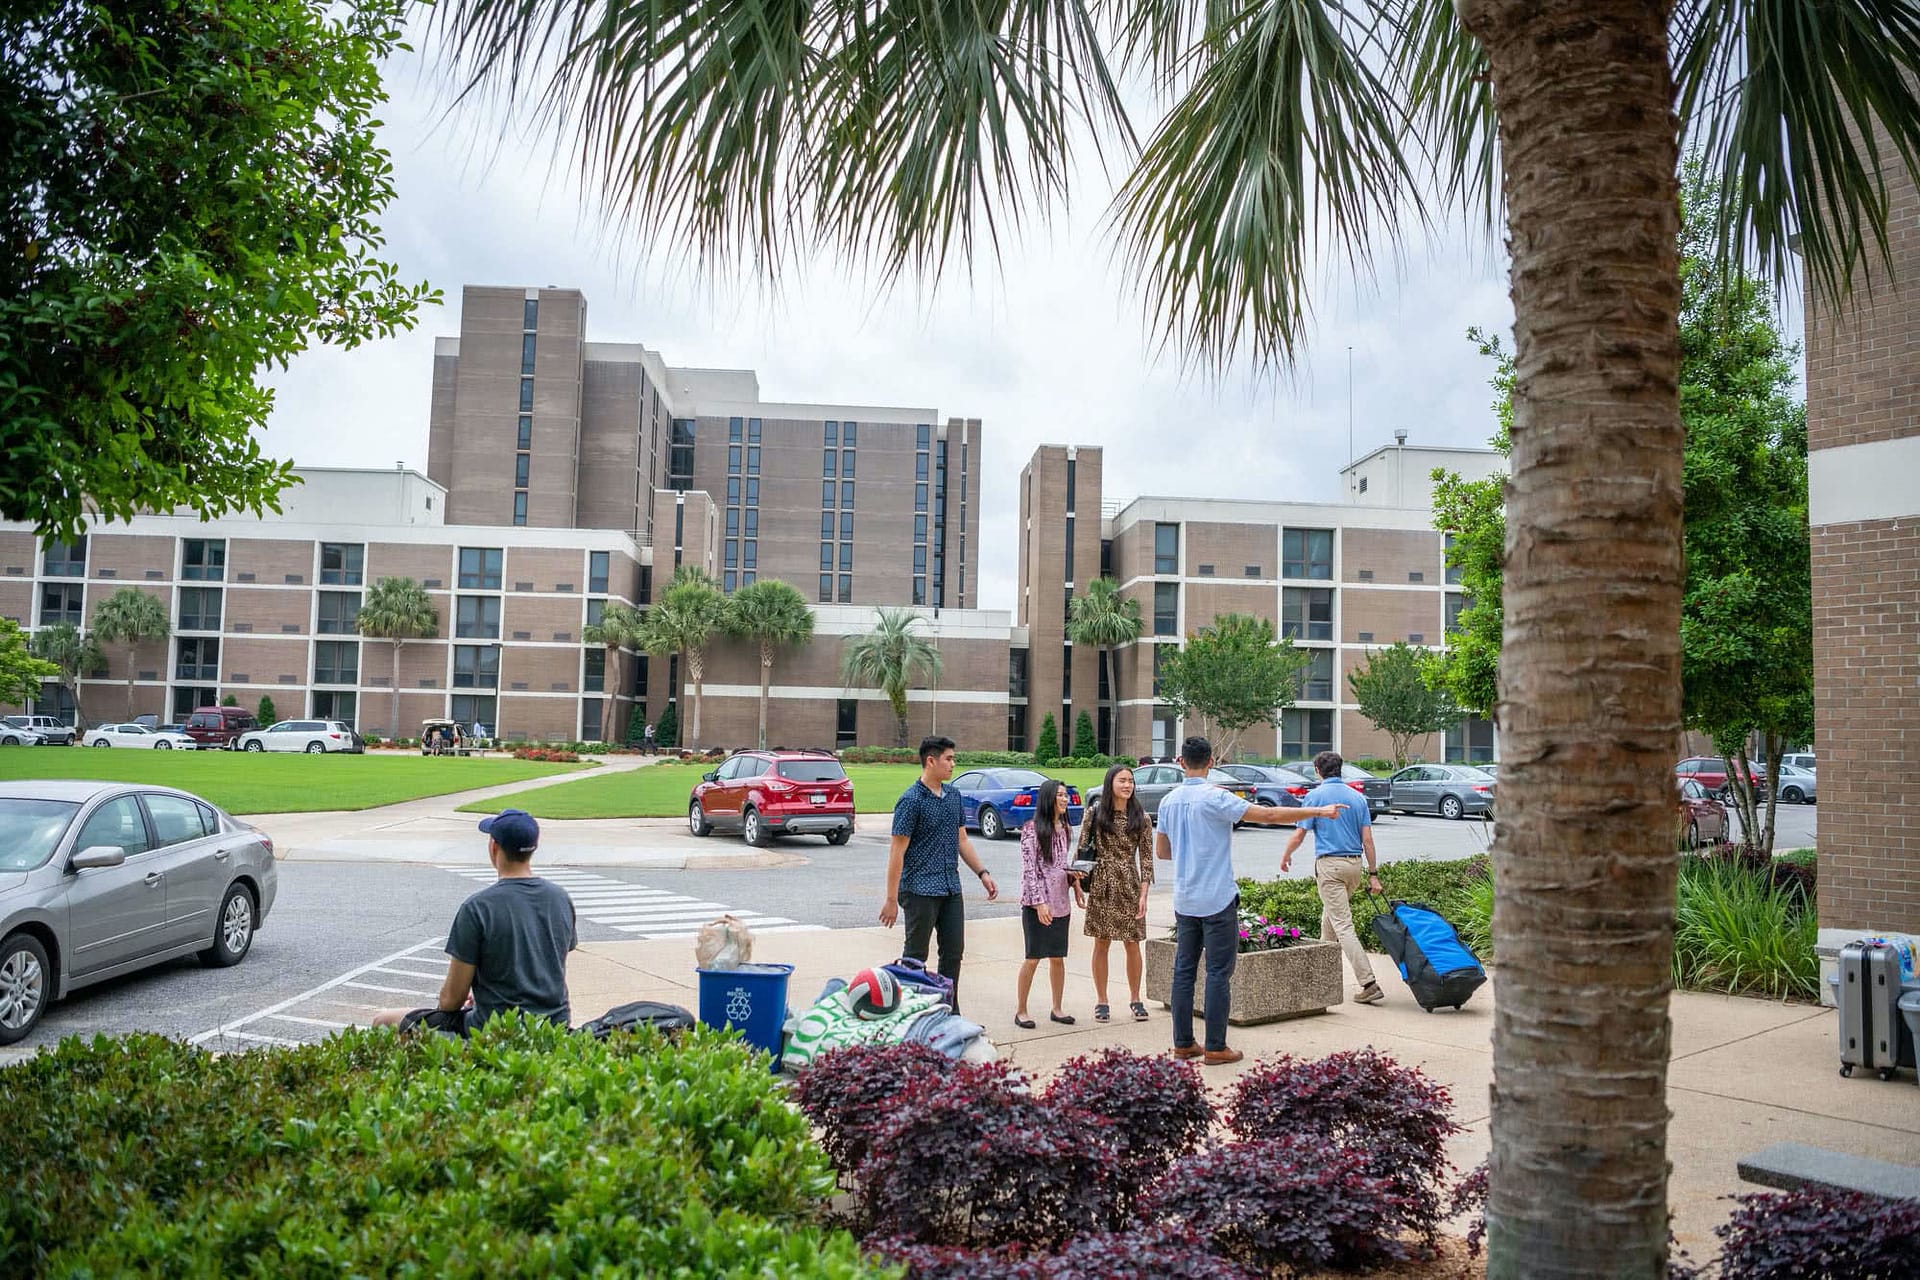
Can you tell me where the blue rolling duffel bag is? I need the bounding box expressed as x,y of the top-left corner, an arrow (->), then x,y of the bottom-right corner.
1370,898 -> 1487,1012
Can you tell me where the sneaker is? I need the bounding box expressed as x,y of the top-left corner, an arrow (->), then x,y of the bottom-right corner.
1202,1047 -> 1245,1066
1172,1044 -> 1203,1061
1355,984 -> 1386,1005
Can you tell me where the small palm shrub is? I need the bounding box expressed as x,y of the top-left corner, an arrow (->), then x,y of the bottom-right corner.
1672,856 -> 1819,1000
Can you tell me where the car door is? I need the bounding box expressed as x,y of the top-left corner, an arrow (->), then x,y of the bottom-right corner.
951,772 -> 983,825
1136,765 -> 1176,815
710,757 -> 749,822
1399,767 -> 1436,812
261,720 -> 294,750
143,794 -> 228,946
64,794 -> 169,973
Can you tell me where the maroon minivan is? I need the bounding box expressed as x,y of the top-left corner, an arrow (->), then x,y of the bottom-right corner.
184,706 -> 259,749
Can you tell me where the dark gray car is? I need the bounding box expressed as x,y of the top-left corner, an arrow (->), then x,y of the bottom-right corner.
0,780 -> 278,1046
1278,760 -> 1395,817
1386,764 -> 1496,819
1086,764 -> 1255,821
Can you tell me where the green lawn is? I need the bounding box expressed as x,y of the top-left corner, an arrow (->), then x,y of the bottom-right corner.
0,749 -> 591,814
458,762 -> 1113,820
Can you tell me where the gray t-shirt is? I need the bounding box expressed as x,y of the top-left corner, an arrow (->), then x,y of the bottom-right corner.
446,877 -> 577,1029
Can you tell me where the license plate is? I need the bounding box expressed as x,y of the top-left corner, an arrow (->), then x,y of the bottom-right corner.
811,793 -> 826,805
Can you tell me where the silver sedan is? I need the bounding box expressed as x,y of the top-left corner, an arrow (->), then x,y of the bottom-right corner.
1776,764 -> 1817,805
0,780 -> 278,1046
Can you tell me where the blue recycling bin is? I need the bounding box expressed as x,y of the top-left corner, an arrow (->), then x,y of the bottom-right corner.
697,963 -> 794,1071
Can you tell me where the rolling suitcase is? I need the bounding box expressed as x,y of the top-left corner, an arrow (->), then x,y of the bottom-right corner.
1370,899 -> 1487,1012
1837,940 -> 1914,1080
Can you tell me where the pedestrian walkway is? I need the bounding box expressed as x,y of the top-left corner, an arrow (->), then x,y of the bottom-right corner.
438,865 -> 828,941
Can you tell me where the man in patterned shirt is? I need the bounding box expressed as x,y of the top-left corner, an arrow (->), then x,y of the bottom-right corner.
879,735 -> 999,1014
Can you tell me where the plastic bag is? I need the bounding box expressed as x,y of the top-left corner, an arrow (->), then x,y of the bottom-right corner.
695,915 -> 755,970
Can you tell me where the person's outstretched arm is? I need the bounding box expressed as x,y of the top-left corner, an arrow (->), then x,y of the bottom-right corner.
1243,802 -> 1345,826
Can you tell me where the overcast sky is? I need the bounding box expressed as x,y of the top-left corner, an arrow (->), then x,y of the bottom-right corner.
259,40 -> 1527,615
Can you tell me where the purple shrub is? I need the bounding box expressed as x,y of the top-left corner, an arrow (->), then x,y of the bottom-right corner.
1449,1159 -> 1489,1258
1036,1230 -> 1258,1279
790,1043 -> 957,1175
1144,1136 -> 1427,1274
867,1239 -> 1035,1279
1042,1048 -> 1215,1197
1713,1189 -> 1920,1279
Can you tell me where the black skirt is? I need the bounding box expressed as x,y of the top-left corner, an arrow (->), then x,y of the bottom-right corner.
1022,905 -> 1071,959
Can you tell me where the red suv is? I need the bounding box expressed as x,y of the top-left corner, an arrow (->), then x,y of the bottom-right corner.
689,750 -> 855,846
1675,756 -> 1767,800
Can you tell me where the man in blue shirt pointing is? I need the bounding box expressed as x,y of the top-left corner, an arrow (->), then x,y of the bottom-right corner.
1156,736 -> 1346,1064
1283,750 -> 1387,1006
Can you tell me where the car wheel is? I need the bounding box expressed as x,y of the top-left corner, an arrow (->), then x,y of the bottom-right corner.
91,739 -> 110,748
1,734 -> 17,746
1685,820 -> 1701,850
1782,786 -> 1804,805
245,740 -> 264,752
1439,794 -> 1465,821
305,741 -> 325,754
826,828 -> 851,846
199,883 -> 257,967
688,800 -> 713,837
979,806 -> 1005,841
0,932 -> 50,1047
742,806 -> 768,847
155,740 -> 172,750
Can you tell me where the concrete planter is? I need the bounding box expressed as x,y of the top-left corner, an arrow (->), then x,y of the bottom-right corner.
1144,937 -> 1345,1025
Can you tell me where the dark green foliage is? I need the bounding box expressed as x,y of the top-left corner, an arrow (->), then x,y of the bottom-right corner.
626,701 -> 648,745
1072,711 -> 1097,760
1035,714 -> 1060,765
0,1020 -> 880,1277
654,702 -> 678,748
256,695 -> 276,725
1238,857 -> 1491,951
220,693 -> 238,707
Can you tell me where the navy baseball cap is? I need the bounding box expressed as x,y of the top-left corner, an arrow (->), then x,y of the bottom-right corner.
478,809 -> 540,855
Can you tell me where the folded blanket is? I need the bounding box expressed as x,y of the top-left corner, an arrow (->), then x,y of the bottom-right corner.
783,987 -> 953,1070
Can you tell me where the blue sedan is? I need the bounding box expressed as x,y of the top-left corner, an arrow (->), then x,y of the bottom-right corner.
950,768 -> 1084,841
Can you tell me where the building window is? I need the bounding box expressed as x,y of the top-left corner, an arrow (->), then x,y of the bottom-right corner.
1007,703 -> 1029,753
825,420 -> 838,446
823,480 -> 837,507
1197,563 -> 1214,576
915,454 -> 928,481
583,649 -> 605,693
819,574 -> 833,602
1007,648 -> 1030,699
836,698 -> 859,749
743,540 -> 757,569
1358,475 -> 1369,494
839,544 -> 853,571
915,484 -> 928,512
1065,517 -> 1076,580
458,548 -> 503,590
518,415 -> 532,449
1408,632 -> 1425,645
725,508 -> 739,537
177,587 -> 222,632
1446,717 -> 1497,763
521,333 -> 537,375
1281,587 -> 1334,642
917,423 -> 932,448
745,477 -> 759,504
586,598 -> 606,627
725,541 -> 739,568
1152,645 -> 1168,696
313,640 -> 358,685
840,511 -> 853,539
451,694 -> 497,733
746,446 -> 760,473
512,493 -> 528,526
1153,523 -> 1179,575
175,636 -> 219,682
820,543 -> 833,571
841,480 -> 855,507
728,417 -> 742,443
913,546 -> 927,572
453,645 -> 498,689
320,543 -> 364,586
838,574 -> 852,603
588,551 -> 610,595
1100,538 -> 1113,577
519,379 -> 533,413
456,596 -> 501,639
1153,582 -> 1178,636
748,417 -> 761,443
912,577 -> 926,605
311,689 -> 357,726
1281,708 -> 1334,759
819,512 -> 834,539
523,297 -> 538,329
727,477 -> 741,504
1152,710 -> 1178,759
914,515 -> 928,541
1408,570 -> 1425,583
1065,459 -> 1077,511
669,420 -> 695,491
843,421 -> 858,446
1295,648 -> 1335,701
1282,528 -> 1334,580
1445,592 -> 1470,634
728,444 -> 741,474
1244,564 -> 1261,578
581,698 -> 605,742
514,454 -> 530,489
744,510 -> 758,537
39,582 -> 83,627
724,571 -> 737,592
41,537 -> 85,578
182,539 -> 225,581
168,685 -> 214,722
1444,533 -> 1463,585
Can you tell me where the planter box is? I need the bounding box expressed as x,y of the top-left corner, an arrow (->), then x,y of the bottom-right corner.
1144,937 -> 1344,1025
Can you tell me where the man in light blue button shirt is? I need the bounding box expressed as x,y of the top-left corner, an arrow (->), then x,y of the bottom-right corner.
1283,750 -> 1387,1005
1156,736 -> 1346,1064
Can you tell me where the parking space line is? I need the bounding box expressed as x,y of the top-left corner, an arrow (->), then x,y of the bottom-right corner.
266,1014 -> 348,1029
190,937 -> 445,1048
341,979 -> 439,996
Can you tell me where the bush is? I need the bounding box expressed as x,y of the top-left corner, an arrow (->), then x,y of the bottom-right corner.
792,1043 -> 958,1175
1713,1188 -> 1920,1279
1071,711 -> 1096,759
871,1229 -> 1254,1279
654,702 -> 678,748
1350,757 -> 1396,774
836,748 -> 1039,766
1143,1137 -> 1426,1274
1050,754 -> 1127,769
220,693 -> 238,707
857,1062 -> 1123,1247
1455,871 -> 1496,961
1042,1049 -> 1214,1197
1034,714 -> 1060,765
1237,856 -> 1491,957
0,1020 -> 881,1277
256,695 -> 276,725
1672,856 -> 1819,1000
513,747 -> 582,762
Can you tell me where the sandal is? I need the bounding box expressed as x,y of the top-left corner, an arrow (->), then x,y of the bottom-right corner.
1094,1004 -> 1111,1022
1050,1012 -> 1076,1026
1130,1001 -> 1149,1021
1014,1014 -> 1036,1029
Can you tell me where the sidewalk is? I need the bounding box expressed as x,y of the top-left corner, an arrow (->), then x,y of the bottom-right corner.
562,910 -> 1919,1254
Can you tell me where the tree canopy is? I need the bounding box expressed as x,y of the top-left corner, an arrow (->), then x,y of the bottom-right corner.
1157,613 -> 1306,759
1349,642 -> 1462,768
0,620 -> 59,708
1,0 -> 434,537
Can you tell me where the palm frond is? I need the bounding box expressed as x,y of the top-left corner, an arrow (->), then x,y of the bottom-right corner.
1111,0 -> 1418,365
1392,0 -> 1498,223
1674,0 -> 1920,304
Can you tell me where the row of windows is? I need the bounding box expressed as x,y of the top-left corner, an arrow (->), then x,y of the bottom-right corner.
727,417 -> 763,443
824,421 -> 860,446
822,449 -> 857,477
516,307 -> 537,521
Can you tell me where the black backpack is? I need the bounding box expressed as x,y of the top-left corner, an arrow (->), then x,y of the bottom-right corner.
580,1000 -> 697,1040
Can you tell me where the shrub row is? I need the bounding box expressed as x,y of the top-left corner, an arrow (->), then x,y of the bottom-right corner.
837,747 -> 1041,765
0,1020 -> 881,1278
513,747 -> 583,762
1238,856 -> 1492,962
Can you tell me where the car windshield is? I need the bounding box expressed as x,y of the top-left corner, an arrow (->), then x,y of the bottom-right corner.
4,717 -> 25,729
1207,770 -> 1247,786
0,798 -> 82,871
1456,767 -> 1496,782
777,760 -> 846,783
993,770 -> 1049,788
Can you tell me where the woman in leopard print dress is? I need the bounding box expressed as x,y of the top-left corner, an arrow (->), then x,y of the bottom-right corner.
1076,762 -> 1155,1022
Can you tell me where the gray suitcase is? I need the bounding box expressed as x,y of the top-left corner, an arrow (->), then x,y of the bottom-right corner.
1837,940 -> 1912,1080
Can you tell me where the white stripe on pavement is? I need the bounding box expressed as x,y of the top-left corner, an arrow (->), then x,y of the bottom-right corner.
340,980 -> 440,996
266,1014 -> 349,1029
190,937 -> 447,1046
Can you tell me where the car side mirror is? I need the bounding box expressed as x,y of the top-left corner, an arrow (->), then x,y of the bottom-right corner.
702,771 -> 719,783
70,845 -> 126,871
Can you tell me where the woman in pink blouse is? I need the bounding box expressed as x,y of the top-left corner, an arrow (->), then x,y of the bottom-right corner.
1015,779 -> 1083,1028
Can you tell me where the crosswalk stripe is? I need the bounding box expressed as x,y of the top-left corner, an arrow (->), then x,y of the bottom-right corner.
564,891 -> 681,903
743,924 -> 831,935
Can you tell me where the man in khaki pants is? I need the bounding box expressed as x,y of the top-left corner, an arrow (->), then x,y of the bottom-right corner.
1282,751 -> 1386,1004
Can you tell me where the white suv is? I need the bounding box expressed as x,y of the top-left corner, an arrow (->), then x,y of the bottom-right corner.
4,715 -> 73,745
236,720 -> 363,754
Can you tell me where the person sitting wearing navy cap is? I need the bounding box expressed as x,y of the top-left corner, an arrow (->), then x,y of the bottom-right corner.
373,808 -> 577,1036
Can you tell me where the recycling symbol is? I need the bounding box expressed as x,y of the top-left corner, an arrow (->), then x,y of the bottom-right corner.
725,987 -> 754,1023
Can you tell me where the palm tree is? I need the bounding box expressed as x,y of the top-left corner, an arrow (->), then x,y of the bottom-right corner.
723,579 -> 816,749
842,608 -> 943,748
90,588 -> 171,720
428,1 -> 1920,1268
355,577 -> 438,738
636,567 -> 728,748
1066,577 -> 1143,755
583,601 -> 648,742
30,622 -> 104,726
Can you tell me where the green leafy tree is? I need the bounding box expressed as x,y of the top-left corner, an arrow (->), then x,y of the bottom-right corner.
1428,328 -> 1513,719
584,601 -> 647,743
1,0 -> 436,539
89,587 -> 170,720
841,608 -> 943,748
635,568 -> 728,749
430,0 -> 1920,1264
1066,577 -> 1143,754
723,580 -> 816,749
1072,710 -> 1097,761
1157,614 -> 1307,760
0,619 -> 59,709
624,701 -> 648,746
654,702 -> 679,749
1034,714 -> 1060,766
220,694 -> 239,707
257,695 -> 278,726
32,623 -> 104,725
355,577 -> 439,738
1350,642 -> 1462,768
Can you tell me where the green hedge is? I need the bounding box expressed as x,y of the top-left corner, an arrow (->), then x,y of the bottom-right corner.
1238,857 -> 1491,951
0,1020 -> 885,1278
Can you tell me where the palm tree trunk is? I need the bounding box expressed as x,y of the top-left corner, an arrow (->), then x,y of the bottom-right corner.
391,641 -> 402,738
1463,2 -> 1685,1274
758,640 -> 773,750
124,650 -> 135,720
687,648 -> 705,748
